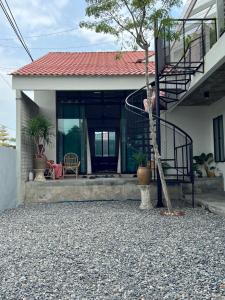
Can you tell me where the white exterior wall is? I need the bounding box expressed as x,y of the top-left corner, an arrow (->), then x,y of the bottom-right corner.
207,96 -> 225,184
13,74 -> 152,182
167,97 -> 225,189
12,75 -> 151,91
34,91 -> 56,162
184,33 -> 225,101
0,147 -> 17,212
164,106 -> 211,155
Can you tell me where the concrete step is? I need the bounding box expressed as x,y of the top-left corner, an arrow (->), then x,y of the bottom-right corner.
25,178 -> 183,204
184,193 -> 225,217
182,177 -> 224,194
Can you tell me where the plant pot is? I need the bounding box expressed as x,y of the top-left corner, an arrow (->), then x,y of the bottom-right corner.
207,171 -> 215,178
137,166 -> 151,185
34,158 -> 47,182
34,157 -> 46,170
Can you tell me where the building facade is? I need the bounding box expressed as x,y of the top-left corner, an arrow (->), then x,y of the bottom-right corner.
12,51 -> 156,201
12,0 -> 225,203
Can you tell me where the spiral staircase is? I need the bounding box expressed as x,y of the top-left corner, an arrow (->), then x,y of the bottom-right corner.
125,19 -> 217,207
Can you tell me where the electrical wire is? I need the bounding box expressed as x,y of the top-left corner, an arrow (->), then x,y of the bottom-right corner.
0,0 -> 33,60
0,0 -> 33,61
0,26 -> 79,41
0,41 -> 117,50
0,66 -> 18,70
0,73 -> 11,88
0,123 -> 16,131
4,0 -> 32,57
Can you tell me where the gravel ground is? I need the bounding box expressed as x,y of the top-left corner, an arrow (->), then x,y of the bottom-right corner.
0,201 -> 225,300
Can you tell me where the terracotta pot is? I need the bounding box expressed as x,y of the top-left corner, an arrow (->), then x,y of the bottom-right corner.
137,166 -> 151,185
34,157 -> 46,170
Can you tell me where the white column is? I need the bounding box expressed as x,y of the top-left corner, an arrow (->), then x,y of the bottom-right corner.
216,0 -> 225,37
34,90 -> 56,162
16,90 -> 23,204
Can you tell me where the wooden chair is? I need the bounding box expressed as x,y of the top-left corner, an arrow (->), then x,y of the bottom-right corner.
63,153 -> 80,179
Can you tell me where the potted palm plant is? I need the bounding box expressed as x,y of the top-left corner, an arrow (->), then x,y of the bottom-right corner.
133,152 -> 151,185
24,115 -> 53,181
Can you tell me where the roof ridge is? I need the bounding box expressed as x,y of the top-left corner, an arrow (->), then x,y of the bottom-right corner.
46,50 -> 154,54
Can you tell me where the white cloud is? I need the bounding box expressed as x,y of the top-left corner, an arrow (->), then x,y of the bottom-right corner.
73,27 -> 117,45
0,44 -> 30,138
0,0 -> 70,31
0,75 -> 16,138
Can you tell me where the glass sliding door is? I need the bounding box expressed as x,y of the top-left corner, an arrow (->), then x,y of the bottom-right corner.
92,130 -> 117,172
56,90 -> 136,174
57,102 -> 86,173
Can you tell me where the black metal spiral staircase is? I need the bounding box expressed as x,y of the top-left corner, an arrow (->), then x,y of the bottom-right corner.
125,18 -> 217,207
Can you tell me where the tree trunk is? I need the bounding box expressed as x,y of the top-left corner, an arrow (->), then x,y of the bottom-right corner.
144,47 -> 173,213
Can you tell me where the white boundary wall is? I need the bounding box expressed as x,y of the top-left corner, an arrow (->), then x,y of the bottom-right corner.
0,147 -> 17,212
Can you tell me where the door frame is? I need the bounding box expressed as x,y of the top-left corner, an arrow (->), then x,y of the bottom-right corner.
89,128 -> 120,173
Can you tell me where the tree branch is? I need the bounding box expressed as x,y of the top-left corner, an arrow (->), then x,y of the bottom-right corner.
107,10 -> 137,40
122,0 -> 139,36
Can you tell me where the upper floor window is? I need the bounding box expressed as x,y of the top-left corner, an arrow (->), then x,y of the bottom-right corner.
213,115 -> 225,162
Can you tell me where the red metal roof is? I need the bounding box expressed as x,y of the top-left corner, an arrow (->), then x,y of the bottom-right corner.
12,51 -> 155,77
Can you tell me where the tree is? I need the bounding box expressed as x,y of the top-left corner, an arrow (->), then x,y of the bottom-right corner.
0,125 -> 16,148
80,0 -> 181,212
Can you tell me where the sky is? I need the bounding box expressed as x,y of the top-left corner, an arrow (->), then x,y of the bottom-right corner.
0,0 -> 184,138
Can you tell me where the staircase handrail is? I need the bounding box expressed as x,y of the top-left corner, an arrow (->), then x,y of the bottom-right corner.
125,84 -> 193,145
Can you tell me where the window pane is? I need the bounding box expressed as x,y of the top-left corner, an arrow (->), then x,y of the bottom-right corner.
102,131 -> 109,157
95,132 -> 102,157
109,132 -> 116,156
214,118 -> 219,161
213,115 -> 225,162
57,119 -> 82,162
219,116 -> 225,161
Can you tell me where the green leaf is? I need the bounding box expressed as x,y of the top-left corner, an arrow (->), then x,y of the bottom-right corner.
23,115 -> 54,156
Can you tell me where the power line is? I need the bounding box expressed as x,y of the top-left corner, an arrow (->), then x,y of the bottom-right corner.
0,123 -> 16,131
0,41 -> 116,50
0,0 -> 33,61
0,66 -> 18,70
4,0 -> 32,56
0,26 -> 79,41
1,0 -> 33,60
0,73 -> 11,88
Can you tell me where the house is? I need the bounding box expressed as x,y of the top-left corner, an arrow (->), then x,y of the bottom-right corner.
12,0 -> 225,205
12,51 -> 156,203
161,0 -> 225,183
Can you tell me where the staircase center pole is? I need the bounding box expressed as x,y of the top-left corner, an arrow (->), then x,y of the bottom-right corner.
154,19 -> 164,207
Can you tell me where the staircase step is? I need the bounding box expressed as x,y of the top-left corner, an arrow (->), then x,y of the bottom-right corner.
159,96 -> 179,103
159,80 -> 189,85
169,65 -> 199,71
160,88 -> 186,95
159,71 -> 194,78
184,193 -> 225,216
